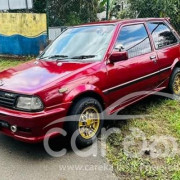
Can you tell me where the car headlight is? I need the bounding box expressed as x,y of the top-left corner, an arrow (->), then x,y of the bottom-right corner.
16,96 -> 44,111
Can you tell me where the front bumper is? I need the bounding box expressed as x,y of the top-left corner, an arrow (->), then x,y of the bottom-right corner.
0,102 -> 71,143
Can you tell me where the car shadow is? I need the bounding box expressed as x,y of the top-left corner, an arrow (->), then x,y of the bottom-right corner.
104,95 -> 169,129
0,133 -> 72,160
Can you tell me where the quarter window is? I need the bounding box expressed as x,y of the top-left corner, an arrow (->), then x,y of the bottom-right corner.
147,22 -> 178,49
115,24 -> 152,58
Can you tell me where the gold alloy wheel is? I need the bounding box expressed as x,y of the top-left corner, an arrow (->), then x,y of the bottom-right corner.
78,106 -> 100,139
173,73 -> 180,95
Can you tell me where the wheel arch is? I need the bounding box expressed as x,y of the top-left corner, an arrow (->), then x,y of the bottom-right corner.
174,61 -> 180,69
64,85 -> 108,116
171,58 -> 180,71
71,90 -> 105,109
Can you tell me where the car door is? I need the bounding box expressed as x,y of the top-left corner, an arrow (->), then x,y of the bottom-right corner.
105,23 -> 160,106
147,21 -> 180,86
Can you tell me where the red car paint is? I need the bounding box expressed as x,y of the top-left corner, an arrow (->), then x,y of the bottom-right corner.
0,18 -> 180,143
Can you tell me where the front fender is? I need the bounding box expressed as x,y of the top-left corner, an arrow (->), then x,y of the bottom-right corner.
63,84 -> 109,106
171,58 -> 180,71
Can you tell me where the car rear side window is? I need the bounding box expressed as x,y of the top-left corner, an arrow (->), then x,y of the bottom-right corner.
147,22 -> 178,49
116,24 -> 152,58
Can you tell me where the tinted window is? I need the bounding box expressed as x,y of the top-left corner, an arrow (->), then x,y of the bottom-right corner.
147,22 -> 178,49
115,24 -> 152,58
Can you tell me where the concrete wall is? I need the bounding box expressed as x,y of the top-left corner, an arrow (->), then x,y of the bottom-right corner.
0,13 -> 47,56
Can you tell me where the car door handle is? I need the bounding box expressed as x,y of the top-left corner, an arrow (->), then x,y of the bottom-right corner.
150,55 -> 157,60
150,55 -> 157,63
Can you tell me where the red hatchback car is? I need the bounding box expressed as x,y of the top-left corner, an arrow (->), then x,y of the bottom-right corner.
0,18 -> 180,146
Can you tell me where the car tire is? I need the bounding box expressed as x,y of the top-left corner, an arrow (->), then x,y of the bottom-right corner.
66,97 -> 104,147
169,67 -> 180,95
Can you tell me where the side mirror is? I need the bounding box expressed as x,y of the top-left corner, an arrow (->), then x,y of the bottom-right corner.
114,43 -> 125,52
109,51 -> 128,63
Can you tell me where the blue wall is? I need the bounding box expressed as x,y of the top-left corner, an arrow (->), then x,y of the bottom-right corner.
0,13 -> 47,56
0,34 -> 47,56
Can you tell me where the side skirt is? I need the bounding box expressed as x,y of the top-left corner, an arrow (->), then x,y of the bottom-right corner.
107,87 -> 166,115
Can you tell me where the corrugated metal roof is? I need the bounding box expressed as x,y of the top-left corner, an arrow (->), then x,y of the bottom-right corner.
0,0 -> 33,10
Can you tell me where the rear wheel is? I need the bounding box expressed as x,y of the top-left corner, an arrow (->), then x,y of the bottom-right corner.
169,67 -> 180,95
66,97 -> 104,147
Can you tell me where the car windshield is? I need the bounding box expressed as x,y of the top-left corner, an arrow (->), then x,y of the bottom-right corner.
39,25 -> 115,61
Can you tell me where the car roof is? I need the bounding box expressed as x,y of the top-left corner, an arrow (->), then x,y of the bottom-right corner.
75,18 -> 168,27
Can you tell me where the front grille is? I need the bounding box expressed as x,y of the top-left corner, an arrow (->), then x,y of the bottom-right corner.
0,90 -> 18,109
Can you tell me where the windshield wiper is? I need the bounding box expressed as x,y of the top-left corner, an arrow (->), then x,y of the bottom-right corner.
71,55 -> 96,59
39,55 -> 69,60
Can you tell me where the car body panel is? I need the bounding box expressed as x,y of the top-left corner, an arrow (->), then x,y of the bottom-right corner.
0,18 -> 179,142
0,60 -> 91,93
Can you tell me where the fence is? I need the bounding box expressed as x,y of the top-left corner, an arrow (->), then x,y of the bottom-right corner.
0,0 -> 179,56
46,0 -> 179,34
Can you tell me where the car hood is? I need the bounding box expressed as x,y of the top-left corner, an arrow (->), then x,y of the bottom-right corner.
0,60 -> 91,94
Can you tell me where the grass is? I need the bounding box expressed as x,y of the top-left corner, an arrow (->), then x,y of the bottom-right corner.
106,96 -> 180,180
1,58 -> 180,179
0,58 -> 29,71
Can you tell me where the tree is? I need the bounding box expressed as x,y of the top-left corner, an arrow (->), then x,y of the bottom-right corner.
100,0 -> 180,32
32,0 -> 46,13
99,0 -> 122,19
128,0 -> 180,32
47,0 -> 100,26
9,0 -> 100,26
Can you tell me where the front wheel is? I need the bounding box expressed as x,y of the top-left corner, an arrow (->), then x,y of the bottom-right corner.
169,67 -> 180,95
66,97 -> 104,147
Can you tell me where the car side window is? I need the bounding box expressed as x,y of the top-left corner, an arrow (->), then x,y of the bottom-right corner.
115,24 -> 152,58
147,22 -> 178,49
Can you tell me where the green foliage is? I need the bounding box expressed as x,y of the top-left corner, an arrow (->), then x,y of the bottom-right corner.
107,96 -> 180,179
172,171 -> 180,180
100,0 -> 123,19
101,0 -> 180,32
117,9 -> 134,19
0,59 -> 28,71
128,0 -> 180,32
8,0 -> 180,31
9,0 -> 100,26
47,0 -> 100,26
32,0 -> 46,13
